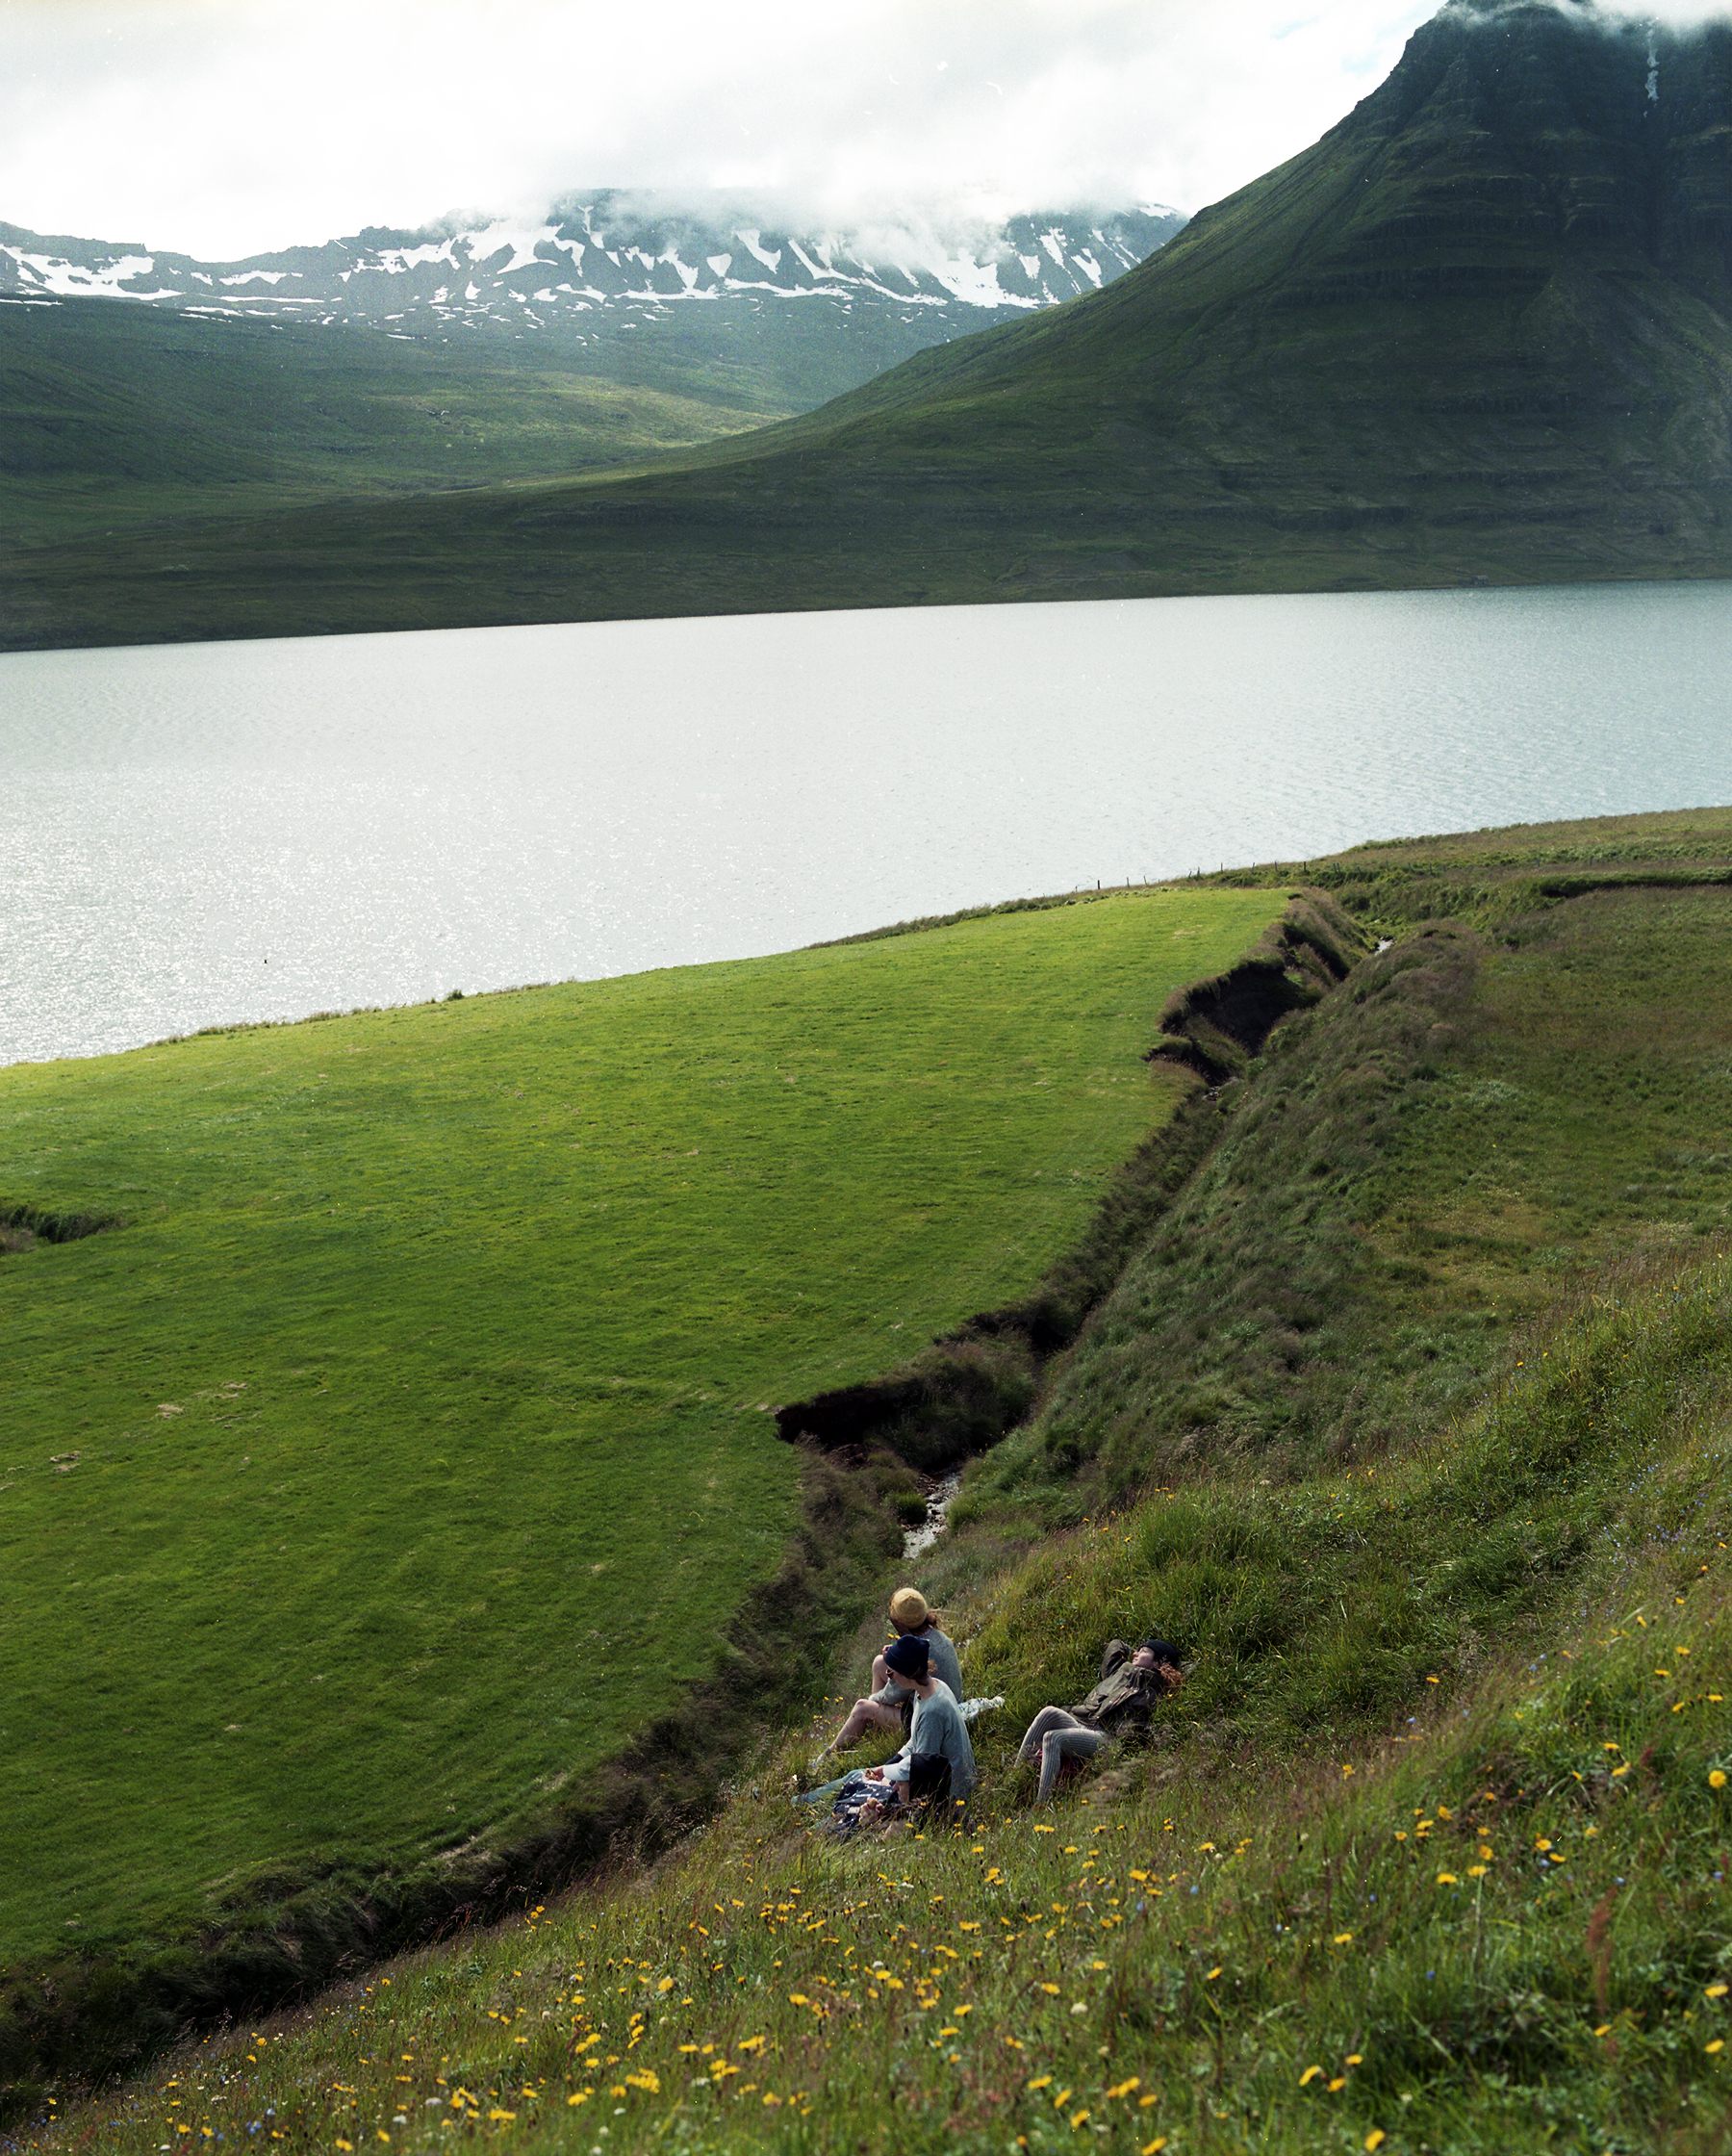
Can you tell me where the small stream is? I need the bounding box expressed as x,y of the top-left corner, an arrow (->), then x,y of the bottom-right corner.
902,1472 -> 963,1560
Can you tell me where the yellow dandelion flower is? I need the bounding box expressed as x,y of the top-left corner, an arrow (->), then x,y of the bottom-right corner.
1027,2076 -> 1054,2092
1333,1933 -> 1354,1946
1709,2040 -> 1726,2055
1070,2110 -> 1090,2131
1467,1865 -> 1489,1878
1346,2055 -> 1363,2066
1106,2078 -> 1140,2099
1712,1771 -> 1728,1790
1708,1985 -> 1729,1999
1328,2077 -> 1346,2092
1205,1967 -> 1222,1981
1033,1824 -> 1056,1835
1365,2134 -> 1388,2153
1300,2066 -> 1323,2086
1141,2141 -> 1168,2155
1040,1982 -> 1061,1995
1437,1872 -> 1460,1886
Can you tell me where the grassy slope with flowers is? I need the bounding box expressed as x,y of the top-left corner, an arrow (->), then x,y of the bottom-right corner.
14,812 -> 1732,2155
24,1252 -> 1730,2156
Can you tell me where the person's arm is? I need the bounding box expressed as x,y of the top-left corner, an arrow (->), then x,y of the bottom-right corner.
1100,1639 -> 1131,1680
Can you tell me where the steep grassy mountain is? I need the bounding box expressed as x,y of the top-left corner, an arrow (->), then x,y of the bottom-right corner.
8,0 -> 1730,651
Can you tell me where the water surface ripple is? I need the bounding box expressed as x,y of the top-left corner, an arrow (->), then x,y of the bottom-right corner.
3,583 -> 1728,1065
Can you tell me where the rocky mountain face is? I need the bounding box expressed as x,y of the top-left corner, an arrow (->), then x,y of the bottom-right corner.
0,196 -> 1183,403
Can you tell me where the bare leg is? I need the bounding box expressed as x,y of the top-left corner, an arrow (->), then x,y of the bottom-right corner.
822,1697 -> 904,1755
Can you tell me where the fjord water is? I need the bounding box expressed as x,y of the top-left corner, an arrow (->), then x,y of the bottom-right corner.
3,580 -> 1729,1067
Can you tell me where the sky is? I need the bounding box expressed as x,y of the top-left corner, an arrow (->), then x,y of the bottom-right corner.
0,0 -> 1446,259
2,0 -> 1726,262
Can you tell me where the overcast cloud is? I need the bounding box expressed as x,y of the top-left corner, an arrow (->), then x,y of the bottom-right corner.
0,0 -> 1725,261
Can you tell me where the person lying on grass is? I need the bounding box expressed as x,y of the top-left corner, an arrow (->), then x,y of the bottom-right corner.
1017,1636 -> 1184,1804
819,1586 -> 963,1757
853,1633 -> 975,1826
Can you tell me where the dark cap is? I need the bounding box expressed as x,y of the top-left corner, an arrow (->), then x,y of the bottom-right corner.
1138,1637 -> 1181,1662
884,1634 -> 930,1680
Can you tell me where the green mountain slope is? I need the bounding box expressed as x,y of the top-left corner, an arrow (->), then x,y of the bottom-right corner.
0,300 -> 793,549
8,0 -> 1732,650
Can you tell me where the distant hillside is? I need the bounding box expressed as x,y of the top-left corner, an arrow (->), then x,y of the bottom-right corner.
7,0 -> 1732,650
0,300 -> 798,551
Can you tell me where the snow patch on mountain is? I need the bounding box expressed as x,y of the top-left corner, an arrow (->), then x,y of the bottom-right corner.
0,195 -> 1186,380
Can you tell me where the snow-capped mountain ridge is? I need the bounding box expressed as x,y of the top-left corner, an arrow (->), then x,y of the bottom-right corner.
0,194 -> 1184,346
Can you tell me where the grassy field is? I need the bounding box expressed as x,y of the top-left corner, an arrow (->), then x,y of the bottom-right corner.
0,886 -> 1278,1990
13,813 -> 1732,2151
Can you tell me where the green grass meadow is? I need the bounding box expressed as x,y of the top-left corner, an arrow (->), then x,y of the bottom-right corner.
0,887 -> 1278,1972
23,1181 -> 1732,2156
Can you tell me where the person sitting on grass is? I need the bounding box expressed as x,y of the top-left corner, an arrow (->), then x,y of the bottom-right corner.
855,1634 -> 975,1827
819,1586 -> 963,1757
1016,1636 -> 1184,1805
